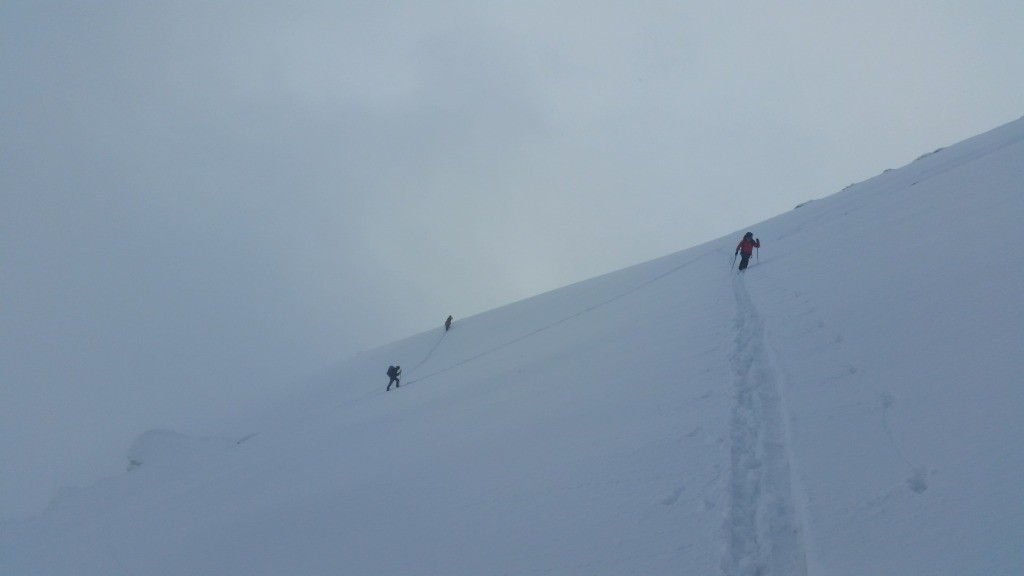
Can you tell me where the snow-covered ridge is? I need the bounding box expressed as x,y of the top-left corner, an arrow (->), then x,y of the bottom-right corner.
2,117 -> 1022,575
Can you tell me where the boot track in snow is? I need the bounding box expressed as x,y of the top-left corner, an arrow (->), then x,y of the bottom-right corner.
723,273 -> 808,576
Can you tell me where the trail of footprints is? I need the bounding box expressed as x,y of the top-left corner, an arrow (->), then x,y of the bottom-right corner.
723,275 -> 808,576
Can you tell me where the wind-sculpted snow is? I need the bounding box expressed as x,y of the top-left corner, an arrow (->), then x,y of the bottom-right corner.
2,118 -> 1022,575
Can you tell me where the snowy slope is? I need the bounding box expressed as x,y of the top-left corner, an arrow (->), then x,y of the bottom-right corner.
2,118 -> 1022,576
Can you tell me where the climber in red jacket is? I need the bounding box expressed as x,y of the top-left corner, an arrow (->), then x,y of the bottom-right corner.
735,232 -> 760,271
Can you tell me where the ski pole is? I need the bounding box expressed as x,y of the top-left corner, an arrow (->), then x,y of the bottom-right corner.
756,246 -> 759,263
731,253 -> 737,268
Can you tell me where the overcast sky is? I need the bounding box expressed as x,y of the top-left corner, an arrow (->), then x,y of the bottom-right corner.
2,1 -> 1021,519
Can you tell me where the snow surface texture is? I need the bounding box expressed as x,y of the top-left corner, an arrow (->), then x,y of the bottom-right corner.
3,118 -> 1022,575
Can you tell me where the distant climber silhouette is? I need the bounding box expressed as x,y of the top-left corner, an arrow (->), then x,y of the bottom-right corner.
386,365 -> 401,391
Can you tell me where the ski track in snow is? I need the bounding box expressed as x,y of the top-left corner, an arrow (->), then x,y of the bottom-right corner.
723,273 -> 808,576
402,248 -> 722,386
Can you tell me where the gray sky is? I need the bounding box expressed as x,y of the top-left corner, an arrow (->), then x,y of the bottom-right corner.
2,1 -> 1021,519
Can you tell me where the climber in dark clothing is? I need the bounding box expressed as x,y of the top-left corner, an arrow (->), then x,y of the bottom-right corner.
445,315 -> 453,332
386,365 -> 401,391
735,232 -> 761,271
